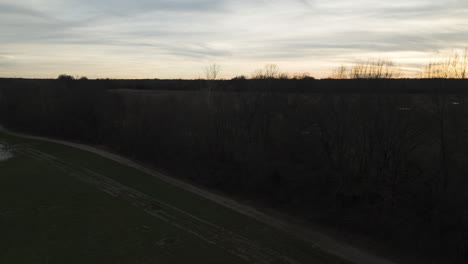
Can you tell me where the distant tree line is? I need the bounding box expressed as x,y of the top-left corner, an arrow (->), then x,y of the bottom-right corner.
329,59 -> 401,79
1,77 -> 468,262
329,50 -> 468,80
201,50 -> 468,81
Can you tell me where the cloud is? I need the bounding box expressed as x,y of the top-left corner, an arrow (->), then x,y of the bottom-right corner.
65,0 -> 228,16
0,3 -> 50,19
0,0 -> 467,78
0,54 -> 16,68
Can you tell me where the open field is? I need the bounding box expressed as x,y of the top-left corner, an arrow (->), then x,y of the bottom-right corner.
0,131 -> 350,264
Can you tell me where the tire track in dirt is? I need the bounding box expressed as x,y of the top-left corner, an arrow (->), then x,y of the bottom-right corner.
18,147 -> 301,264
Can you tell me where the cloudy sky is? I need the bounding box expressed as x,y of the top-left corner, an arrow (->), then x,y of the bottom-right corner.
0,0 -> 467,79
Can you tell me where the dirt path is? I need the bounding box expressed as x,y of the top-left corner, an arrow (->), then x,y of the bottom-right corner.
0,127 -> 398,264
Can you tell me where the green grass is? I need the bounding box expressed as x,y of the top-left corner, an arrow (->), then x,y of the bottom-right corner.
0,132 -> 351,264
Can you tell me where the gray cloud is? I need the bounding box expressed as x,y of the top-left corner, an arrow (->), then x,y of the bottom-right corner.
0,3 -> 50,19
66,0 -> 228,16
0,0 -> 467,78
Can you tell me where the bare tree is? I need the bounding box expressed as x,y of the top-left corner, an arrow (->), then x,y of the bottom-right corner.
251,64 -> 282,79
204,64 -> 221,80
203,64 -> 221,108
329,65 -> 349,79
350,59 -> 401,79
329,59 -> 400,79
421,48 -> 468,79
264,64 -> 280,79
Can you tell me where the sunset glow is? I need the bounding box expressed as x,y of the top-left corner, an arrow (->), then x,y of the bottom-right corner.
1,0 -> 467,78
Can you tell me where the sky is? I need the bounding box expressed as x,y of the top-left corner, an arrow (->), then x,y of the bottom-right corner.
0,0 -> 467,79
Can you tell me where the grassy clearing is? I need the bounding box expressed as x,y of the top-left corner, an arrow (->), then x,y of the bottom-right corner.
0,132 -> 350,264
0,150 -> 246,264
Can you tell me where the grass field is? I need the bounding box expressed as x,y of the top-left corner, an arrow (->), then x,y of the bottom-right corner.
0,131 -> 350,264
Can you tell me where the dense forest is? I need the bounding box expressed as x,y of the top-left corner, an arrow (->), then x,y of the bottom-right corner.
1,77 -> 468,262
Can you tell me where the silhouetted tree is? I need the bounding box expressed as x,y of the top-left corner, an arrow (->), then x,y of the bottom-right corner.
421,49 -> 468,79
329,65 -> 348,79
329,59 -> 400,79
350,59 -> 401,79
57,74 -> 75,81
204,64 -> 221,80
252,64 -> 283,79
